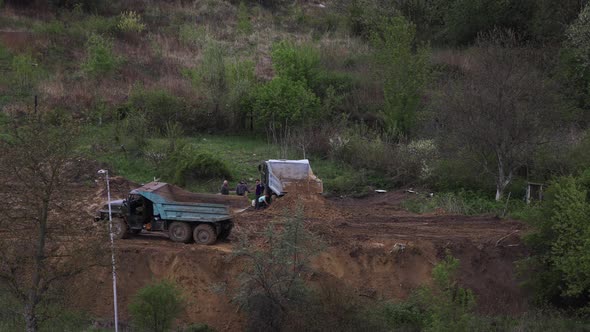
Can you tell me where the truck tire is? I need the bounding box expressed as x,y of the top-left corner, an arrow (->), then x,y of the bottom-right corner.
168,222 -> 192,243
193,224 -> 217,245
111,217 -> 129,240
218,221 -> 233,241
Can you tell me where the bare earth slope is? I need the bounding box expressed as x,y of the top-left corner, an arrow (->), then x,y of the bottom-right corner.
73,183 -> 527,331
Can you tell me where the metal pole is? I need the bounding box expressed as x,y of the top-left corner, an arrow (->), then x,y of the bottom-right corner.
104,171 -> 119,332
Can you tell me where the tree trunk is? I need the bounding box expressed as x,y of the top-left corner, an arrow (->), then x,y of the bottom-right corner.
495,160 -> 513,201
24,303 -> 37,332
24,198 -> 49,332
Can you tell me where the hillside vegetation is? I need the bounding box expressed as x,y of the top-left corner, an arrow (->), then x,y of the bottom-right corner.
1,0 -> 590,330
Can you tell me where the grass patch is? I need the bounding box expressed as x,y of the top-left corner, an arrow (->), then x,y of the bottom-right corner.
402,190 -> 524,216
78,125 -> 371,195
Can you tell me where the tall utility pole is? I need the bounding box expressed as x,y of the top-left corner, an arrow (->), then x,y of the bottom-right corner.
98,169 -> 119,332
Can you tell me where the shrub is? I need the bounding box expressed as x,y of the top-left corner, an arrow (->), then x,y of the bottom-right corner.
81,33 -> 118,76
129,279 -> 185,332
128,87 -> 187,132
117,11 -> 146,33
271,41 -> 320,86
372,253 -> 475,331
166,145 -> 232,186
416,253 -> 476,331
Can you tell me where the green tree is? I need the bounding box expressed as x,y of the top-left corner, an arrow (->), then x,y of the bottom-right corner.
129,279 -> 186,332
226,58 -> 256,129
562,3 -> 590,117
249,77 -> 320,156
184,42 -> 227,126
549,177 -> 590,297
372,16 -> 430,138
520,175 -> 590,308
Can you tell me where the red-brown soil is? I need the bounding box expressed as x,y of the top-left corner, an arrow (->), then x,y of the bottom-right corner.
72,183 -> 528,331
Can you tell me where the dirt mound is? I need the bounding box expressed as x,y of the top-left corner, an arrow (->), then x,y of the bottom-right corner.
262,193 -> 349,221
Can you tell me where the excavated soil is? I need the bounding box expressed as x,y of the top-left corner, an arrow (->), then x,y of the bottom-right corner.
71,180 -> 528,331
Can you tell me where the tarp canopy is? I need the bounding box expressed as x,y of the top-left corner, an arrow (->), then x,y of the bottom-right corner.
266,159 -> 323,195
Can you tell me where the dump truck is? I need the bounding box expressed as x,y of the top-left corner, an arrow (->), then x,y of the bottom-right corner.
258,159 -> 323,196
95,182 -> 249,245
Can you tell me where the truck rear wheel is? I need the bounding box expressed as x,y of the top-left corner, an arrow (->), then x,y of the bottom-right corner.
111,217 -> 129,240
193,224 -> 217,245
168,222 -> 192,243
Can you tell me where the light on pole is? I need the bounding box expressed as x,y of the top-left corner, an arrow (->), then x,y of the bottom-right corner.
98,169 -> 119,332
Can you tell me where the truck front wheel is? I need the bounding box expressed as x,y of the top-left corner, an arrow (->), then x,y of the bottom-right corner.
193,224 -> 217,245
111,217 -> 129,240
168,222 -> 192,243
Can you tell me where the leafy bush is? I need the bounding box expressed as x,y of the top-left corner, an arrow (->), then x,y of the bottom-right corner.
129,279 -> 185,332
81,33 -> 118,76
271,40 -> 320,86
117,11 -> 146,33
166,145 -> 232,186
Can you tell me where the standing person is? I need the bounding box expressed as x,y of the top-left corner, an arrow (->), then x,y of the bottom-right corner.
254,179 -> 264,209
220,180 -> 229,195
236,181 -> 250,196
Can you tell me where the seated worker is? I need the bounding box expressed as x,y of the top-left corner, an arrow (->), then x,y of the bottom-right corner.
258,193 -> 271,209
